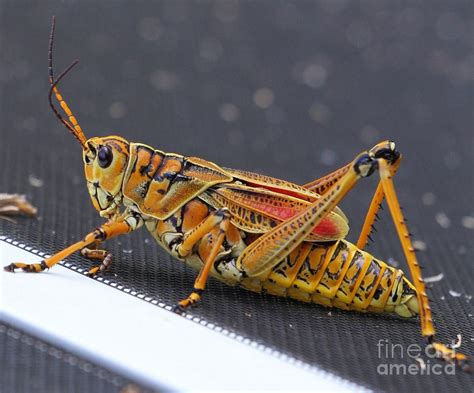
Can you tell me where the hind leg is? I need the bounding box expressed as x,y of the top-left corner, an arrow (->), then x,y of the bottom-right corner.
356,141 -> 402,250
377,158 -> 469,370
238,150 -> 376,277
302,141 -> 395,196
302,162 -> 351,194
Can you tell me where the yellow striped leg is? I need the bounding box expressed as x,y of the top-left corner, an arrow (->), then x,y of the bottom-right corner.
302,140 -> 396,196
302,162 -> 351,195
378,159 -> 469,370
356,158 -> 401,250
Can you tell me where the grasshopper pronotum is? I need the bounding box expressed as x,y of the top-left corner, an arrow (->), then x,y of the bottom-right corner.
4,17 -> 469,371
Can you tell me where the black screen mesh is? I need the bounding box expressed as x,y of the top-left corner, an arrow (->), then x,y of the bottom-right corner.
0,321 -> 157,393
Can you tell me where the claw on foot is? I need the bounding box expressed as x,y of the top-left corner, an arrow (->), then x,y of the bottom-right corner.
4,263 -> 15,272
429,340 -> 470,373
4,261 -> 48,273
172,304 -> 185,314
174,291 -> 202,313
83,253 -> 113,278
86,266 -> 100,278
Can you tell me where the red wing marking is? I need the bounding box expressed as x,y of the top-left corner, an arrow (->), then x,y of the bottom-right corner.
241,197 -> 339,238
213,185 -> 348,241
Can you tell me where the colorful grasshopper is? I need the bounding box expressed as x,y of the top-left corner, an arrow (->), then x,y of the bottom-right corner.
4,17 -> 469,371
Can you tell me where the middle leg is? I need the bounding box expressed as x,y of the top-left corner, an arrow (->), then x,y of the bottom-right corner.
173,208 -> 231,309
81,244 -> 114,277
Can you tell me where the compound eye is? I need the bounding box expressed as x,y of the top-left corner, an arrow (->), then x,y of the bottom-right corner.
98,145 -> 113,168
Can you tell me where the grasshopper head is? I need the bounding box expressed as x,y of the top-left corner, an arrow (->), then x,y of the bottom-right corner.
47,18 -> 130,217
83,136 -> 130,216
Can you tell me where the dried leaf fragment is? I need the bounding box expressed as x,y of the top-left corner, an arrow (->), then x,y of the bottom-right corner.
0,194 -> 37,219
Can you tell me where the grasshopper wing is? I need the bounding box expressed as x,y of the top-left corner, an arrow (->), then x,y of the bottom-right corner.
201,183 -> 349,242
223,167 -> 318,201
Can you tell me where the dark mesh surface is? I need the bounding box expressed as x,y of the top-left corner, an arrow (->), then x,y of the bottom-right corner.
1,1 -> 473,392
0,321 -> 156,393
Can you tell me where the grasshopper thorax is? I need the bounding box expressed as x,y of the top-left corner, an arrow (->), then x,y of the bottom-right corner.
83,136 -> 130,217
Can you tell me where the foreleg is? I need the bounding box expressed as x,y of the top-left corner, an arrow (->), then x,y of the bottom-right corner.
4,213 -> 141,274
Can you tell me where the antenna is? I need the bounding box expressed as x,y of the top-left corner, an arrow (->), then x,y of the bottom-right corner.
48,16 -> 87,147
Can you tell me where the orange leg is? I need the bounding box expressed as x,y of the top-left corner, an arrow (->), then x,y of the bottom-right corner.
302,162 -> 351,194
356,157 -> 401,250
81,246 -> 114,277
302,140 -> 396,197
238,142 -> 469,370
4,221 -> 131,273
174,209 -> 231,310
378,159 -> 469,370
377,160 -> 433,337
305,140 -> 402,251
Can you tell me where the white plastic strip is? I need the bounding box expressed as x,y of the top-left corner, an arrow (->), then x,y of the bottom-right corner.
0,237 -> 368,392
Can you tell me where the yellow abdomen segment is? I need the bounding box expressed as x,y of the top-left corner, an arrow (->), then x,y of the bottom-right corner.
241,239 -> 418,317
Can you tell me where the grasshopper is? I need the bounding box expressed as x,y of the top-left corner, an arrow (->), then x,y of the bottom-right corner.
4,17 -> 469,371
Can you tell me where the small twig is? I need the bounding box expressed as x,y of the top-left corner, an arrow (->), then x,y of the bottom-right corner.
415,356 -> 426,371
451,334 -> 462,350
424,273 -> 444,284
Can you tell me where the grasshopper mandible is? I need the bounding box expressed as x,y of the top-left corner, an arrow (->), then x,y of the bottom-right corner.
4,17 -> 469,371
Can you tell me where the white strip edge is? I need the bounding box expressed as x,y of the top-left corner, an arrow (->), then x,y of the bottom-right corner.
0,236 -> 370,392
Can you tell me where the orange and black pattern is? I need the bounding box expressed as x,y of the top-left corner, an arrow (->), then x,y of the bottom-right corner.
142,192 -> 416,318
122,143 -> 232,219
